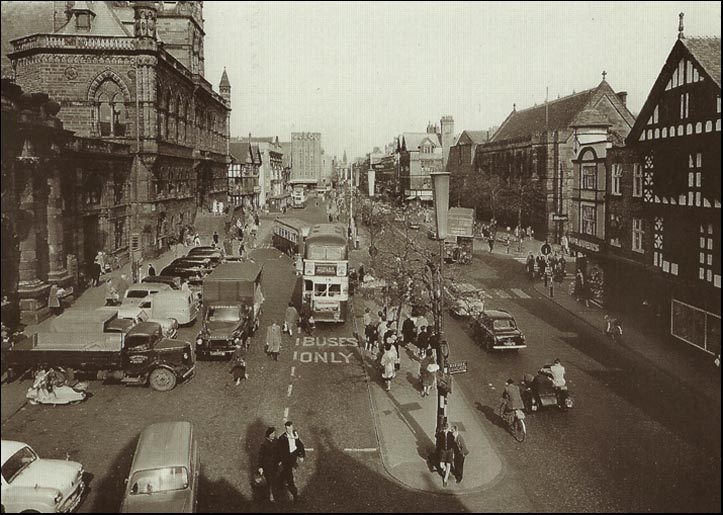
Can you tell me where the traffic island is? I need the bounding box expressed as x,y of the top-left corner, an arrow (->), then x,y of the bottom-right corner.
352,297 -> 503,495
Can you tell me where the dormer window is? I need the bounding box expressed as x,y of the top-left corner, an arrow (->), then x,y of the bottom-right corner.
76,12 -> 91,30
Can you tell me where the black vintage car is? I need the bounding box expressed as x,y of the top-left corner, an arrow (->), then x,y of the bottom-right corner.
187,247 -> 224,263
160,265 -> 207,285
141,275 -> 182,290
471,309 -> 526,352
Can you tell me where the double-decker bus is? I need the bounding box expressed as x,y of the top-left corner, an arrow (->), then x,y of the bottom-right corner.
302,224 -> 349,323
272,217 -> 312,257
291,187 -> 307,209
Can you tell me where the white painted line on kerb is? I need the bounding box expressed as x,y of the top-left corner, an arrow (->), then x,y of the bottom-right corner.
494,289 -> 512,298
283,407 -> 289,420
287,384 -> 293,397
511,288 -> 532,299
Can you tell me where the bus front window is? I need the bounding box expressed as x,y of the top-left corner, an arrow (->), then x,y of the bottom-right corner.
314,283 -> 330,297
329,284 -> 341,297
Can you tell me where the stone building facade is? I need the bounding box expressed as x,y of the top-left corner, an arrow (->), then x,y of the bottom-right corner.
290,132 -> 322,186
1,1 -> 230,323
6,1 -> 230,257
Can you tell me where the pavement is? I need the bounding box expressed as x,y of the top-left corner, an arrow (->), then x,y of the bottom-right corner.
350,294 -> 503,495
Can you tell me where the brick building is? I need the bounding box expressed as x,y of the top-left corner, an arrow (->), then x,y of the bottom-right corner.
475,79 -> 634,240
446,130 -> 493,208
5,0 -> 231,258
604,27 -> 721,356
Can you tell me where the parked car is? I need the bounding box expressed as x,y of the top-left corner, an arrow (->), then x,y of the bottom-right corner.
448,283 -> 486,317
1,440 -> 85,513
171,257 -> 215,270
120,422 -> 199,513
159,265 -> 207,285
186,248 -> 223,263
134,290 -> 199,326
471,309 -> 526,351
122,284 -> 172,307
142,276 -> 182,290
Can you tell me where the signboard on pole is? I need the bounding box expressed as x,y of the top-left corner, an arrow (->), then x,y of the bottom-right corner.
447,361 -> 468,375
367,169 -> 375,197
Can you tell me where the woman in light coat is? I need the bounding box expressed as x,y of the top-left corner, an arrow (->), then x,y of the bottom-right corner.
284,302 -> 299,335
266,322 -> 282,361
380,344 -> 397,392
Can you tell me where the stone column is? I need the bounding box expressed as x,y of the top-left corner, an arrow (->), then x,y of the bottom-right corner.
16,161 -> 51,324
46,167 -> 70,285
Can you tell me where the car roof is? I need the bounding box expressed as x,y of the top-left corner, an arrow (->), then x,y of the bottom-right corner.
130,422 -> 193,472
127,284 -> 171,292
483,309 -> 513,319
1,440 -> 30,464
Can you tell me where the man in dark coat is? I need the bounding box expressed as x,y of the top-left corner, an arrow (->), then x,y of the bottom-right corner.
276,421 -> 305,502
258,427 -> 279,502
451,425 -> 470,484
402,314 -> 416,347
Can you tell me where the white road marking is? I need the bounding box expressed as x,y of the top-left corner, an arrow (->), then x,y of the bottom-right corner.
283,407 -> 289,420
291,366 -> 296,377
494,289 -> 512,298
287,384 -> 293,397
511,288 -> 532,299
343,448 -> 378,453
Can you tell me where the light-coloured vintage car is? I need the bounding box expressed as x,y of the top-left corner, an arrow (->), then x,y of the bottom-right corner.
1,440 -> 85,513
448,282 -> 486,317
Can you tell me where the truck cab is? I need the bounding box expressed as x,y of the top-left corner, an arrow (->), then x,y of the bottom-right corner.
120,322 -> 196,391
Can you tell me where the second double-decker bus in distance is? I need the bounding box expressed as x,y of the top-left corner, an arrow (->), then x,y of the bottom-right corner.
291,187 -> 307,209
302,224 -> 348,323
272,217 -> 312,257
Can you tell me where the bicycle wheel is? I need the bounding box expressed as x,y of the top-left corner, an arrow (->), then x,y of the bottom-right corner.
512,418 -> 526,442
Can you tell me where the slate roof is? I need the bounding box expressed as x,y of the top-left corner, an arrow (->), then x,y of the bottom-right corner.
229,141 -> 262,165
683,37 -> 721,87
402,132 -> 441,151
491,88 -> 597,142
570,107 -> 611,128
57,0 -> 130,36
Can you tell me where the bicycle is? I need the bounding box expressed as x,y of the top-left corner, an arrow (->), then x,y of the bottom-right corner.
498,404 -> 527,442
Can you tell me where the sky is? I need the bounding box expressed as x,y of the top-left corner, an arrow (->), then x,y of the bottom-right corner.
203,1 -> 721,160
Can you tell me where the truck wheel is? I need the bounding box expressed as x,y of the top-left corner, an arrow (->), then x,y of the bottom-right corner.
149,368 -> 177,392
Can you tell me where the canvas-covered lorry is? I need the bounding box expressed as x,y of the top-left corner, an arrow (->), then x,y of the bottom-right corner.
196,262 -> 264,358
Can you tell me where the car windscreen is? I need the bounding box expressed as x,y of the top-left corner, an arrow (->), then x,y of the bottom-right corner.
129,466 -> 189,495
126,290 -> 150,299
207,306 -> 240,322
493,319 -> 517,331
1,446 -> 38,484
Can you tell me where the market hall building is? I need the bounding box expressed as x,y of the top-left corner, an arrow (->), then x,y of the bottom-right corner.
1,1 -> 230,324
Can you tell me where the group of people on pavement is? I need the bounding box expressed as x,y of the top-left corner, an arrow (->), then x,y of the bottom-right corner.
433,423 -> 469,487
256,421 -> 306,503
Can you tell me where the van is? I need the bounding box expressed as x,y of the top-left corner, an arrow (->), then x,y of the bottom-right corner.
137,290 -> 199,325
120,421 -> 199,513
122,284 -> 172,306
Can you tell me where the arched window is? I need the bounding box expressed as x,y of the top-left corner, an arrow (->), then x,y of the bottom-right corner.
89,72 -> 130,138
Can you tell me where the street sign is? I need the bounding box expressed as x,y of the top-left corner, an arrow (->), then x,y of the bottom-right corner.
447,360 -> 468,375
552,214 -> 569,221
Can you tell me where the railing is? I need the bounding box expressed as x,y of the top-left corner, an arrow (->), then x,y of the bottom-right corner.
68,137 -> 131,155
11,34 -> 136,53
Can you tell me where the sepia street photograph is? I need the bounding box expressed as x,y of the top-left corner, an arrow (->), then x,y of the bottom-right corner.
0,1 -> 720,512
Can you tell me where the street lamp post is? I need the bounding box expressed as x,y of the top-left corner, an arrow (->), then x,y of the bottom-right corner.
431,172 -> 450,433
